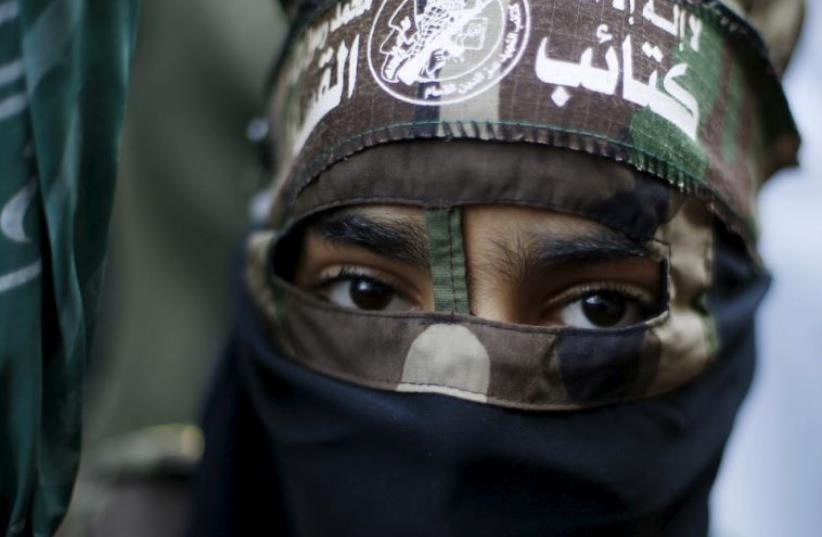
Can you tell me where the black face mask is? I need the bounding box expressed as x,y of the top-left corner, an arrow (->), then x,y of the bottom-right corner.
188,224 -> 768,537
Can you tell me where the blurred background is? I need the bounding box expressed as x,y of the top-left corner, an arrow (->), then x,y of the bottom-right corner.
58,1 -> 283,535
58,1 -> 822,535
710,3 -> 822,536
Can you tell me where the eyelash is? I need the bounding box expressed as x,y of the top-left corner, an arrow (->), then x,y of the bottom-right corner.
543,281 -> 658,312
310,265 -> 411,299
313,269 -> 657,309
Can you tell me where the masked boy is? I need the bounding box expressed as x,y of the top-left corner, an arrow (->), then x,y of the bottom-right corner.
191,1 -> 802,535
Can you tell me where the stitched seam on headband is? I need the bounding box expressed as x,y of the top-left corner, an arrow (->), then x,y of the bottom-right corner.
290,120 -> 703,203
283,121 -> 755,251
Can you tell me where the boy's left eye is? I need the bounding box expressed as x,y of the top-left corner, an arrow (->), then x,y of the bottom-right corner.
557,290 -> 655,329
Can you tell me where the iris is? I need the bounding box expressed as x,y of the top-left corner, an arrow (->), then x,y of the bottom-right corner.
580,291 -> 628,327
349,277 -> 396,310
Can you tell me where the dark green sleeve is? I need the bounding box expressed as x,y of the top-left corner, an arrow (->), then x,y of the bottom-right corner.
0,0 -> 138,534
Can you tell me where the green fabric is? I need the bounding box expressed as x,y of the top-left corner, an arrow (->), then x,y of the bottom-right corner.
722,64 -> 744,166
425,209 -> 469,315
628,5 -> 725,192
0,1 -> 138,535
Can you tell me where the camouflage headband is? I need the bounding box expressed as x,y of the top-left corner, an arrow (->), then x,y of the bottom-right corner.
269,0 -> 799,247
252,0 -> 798,411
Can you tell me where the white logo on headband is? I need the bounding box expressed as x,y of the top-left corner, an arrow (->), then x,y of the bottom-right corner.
368,0 -> 529,105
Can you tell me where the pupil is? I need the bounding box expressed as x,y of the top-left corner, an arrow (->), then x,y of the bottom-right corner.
349,278 -> 394,310
581,292 -> 627,327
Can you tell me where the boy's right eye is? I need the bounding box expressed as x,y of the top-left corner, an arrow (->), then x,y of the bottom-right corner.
310,265 -> 421,313
321,275 -> 414,312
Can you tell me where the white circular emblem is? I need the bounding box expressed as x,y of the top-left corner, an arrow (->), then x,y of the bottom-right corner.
367,0 -> 530,106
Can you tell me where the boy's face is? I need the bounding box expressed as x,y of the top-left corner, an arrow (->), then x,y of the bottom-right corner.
251,146 -> 722,413
294,205 -> 663,329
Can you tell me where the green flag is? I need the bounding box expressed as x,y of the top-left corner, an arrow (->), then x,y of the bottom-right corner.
0,1 -> 137,534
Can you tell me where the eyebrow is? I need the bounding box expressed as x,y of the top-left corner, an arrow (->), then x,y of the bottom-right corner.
534,233 -> 650,265
308,210 -> 430,269
489,230 -> 651,283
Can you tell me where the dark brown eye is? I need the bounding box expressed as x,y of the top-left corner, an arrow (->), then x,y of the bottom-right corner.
558,288 -> 654,329
349,277 -> 395,310
318,271 -> 416,312
580,292 -> 628,328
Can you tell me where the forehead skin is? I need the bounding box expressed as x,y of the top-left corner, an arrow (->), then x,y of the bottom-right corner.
464,206 -> 659,323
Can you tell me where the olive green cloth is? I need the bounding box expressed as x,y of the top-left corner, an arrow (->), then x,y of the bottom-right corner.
0,1 -> 137,534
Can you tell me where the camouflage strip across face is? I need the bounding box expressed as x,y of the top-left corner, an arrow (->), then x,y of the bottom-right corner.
269,0 -> 799,249
247,195 -> 715,410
